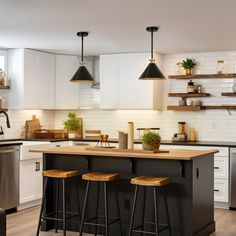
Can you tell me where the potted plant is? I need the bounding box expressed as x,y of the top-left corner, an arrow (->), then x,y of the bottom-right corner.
181,58 -> 196,75
63,112 -> 81,139
142,131 -> 161,151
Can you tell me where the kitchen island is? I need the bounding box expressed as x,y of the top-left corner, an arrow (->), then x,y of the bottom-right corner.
30,146 -> 218,236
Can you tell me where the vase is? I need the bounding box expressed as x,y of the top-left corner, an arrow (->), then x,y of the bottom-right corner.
142,142 -> 160,151
185,69 -> 193,75
233,82 -> 236,93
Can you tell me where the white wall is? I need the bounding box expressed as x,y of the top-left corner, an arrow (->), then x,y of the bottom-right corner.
2,51 -> 236,142
0,110 -> 54,139
54,51 -> 236,142
162,51 -> 236,141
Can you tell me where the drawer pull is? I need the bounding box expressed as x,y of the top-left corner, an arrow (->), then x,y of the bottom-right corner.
214,166 -> 220,169
214,189 -> 220,192
35,162 -> 40,171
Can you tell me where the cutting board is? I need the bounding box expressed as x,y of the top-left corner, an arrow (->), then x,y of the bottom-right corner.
85,146 -> 169,154
25,115 -> 41,138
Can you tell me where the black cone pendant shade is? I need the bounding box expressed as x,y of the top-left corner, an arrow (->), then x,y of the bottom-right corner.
139,26 -> 165,80
70,32 -> 95,83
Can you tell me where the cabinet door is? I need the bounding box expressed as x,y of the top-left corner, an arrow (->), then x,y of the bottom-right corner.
100,55 -> 119,109
24,50 -> 55,109
55,55 -> 80,109
100,53 -> 163,110
118,53 -> 153,109
20,158 -> 42,204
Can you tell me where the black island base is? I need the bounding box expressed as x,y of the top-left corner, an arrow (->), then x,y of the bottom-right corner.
37,148 -> 216,236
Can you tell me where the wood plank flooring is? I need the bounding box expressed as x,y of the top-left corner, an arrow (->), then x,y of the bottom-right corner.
6,206 -> 236,236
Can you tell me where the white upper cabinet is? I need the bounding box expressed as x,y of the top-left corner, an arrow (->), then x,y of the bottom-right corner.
7,49 -> 55,109
100,53 -> 163,110
55,55 -> 100,109
55,55 -> 80,109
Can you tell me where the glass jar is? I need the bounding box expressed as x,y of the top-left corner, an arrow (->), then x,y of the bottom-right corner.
217,60 -> 224,74
187,80 -> 195,93
178,122 -> 186,135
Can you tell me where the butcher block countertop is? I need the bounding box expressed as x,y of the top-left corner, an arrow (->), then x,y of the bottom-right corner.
30,145 -> 218,161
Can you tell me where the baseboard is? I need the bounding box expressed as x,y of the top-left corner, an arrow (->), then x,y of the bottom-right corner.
18,199 -> 41,210
214,201 -> 229,209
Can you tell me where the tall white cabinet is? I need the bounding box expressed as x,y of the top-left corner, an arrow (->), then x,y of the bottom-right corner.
7,49 -> 56,109
55,55 -> 80,109
100,53 -> 163,110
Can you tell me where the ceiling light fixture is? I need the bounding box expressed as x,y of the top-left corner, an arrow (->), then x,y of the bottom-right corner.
70,32 -> 95,83
139,26 -> 165,80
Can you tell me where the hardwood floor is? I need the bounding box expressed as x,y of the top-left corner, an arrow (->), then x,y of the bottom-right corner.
6,207 -> 236,236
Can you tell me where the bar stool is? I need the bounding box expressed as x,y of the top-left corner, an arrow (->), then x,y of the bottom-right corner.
129,176 -> 172,236
36,169 -> 80,236
79,172 -> 122,236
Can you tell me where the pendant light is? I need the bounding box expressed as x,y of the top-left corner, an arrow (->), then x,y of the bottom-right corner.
70,32 -> 95,83
139,26 -> 165,80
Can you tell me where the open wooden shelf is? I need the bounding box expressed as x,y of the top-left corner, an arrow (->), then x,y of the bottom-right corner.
168,73 -> 236,80
168,105 -> 236,111
221,93 -> 236,97
0,86 -> 10,89
203,105 -> 236,110
168,93 -> 210,98
167,106 -> 203,111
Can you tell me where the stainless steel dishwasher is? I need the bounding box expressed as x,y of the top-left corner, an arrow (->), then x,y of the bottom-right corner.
0,145 -> 20,210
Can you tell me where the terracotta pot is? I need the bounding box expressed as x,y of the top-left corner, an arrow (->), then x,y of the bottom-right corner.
142,142 -> 160,151
185,69 -> 193,75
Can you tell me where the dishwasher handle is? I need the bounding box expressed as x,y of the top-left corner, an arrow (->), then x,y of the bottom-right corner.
0,149 -> 20,154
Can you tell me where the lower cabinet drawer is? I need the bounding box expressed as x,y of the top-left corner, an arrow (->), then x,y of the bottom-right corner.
214,156 -> 229,179
214,179 -> 229,202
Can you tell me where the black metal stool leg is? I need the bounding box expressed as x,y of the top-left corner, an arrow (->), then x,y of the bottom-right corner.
129,186 -> 139,236
55,179 -> 59,233
104,182 -> 109,236
36,177 -> 48,236
164,186 -> 172,236
114,183 -> 123,236
75,178 -> 81,222
153,187 -> 160,236
62,179 -> 67,236
141,186 -> 146,236
95,182 -> 100,236
79,181 -> 90,236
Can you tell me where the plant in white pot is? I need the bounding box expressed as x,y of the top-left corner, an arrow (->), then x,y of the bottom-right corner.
63,112 -> 81,139
142,131 -> 161,151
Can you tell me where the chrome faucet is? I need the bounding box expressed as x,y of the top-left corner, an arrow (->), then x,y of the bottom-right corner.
0,111 -> 10,128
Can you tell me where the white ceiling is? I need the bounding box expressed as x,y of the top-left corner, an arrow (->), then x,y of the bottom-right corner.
1,0 -> 236,55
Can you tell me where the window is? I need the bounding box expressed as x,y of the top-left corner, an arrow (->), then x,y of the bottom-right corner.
0,50 -> 7,72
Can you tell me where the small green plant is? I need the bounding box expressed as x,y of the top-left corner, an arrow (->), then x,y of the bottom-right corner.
63,112 -> 81,131
181,58 -> 196,70
142,131 -> 161,145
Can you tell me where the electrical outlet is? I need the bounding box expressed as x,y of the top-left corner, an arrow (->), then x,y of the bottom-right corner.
124,199 -> 130,210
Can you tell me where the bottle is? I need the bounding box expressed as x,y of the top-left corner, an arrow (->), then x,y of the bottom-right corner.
187,80 -> 195,93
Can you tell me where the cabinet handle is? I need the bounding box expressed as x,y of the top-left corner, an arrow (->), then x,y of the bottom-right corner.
214,166 -> 220,169
214,189 -> 220,192
35,162 -> 40,171
196,168 -> 199,179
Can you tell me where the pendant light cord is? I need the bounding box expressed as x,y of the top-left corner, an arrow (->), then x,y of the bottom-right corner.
151,30 -> 153,59
81,35 -> 84,62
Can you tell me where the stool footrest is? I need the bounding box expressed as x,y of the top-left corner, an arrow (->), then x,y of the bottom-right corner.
84,215 -> 120,227
132,223 -> 169,235
42,211 -> 79,222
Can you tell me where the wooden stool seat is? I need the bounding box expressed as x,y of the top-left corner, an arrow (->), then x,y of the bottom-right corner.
42,169 -> 80,179
82,172 -> 119,182
131,176 -> 170,187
